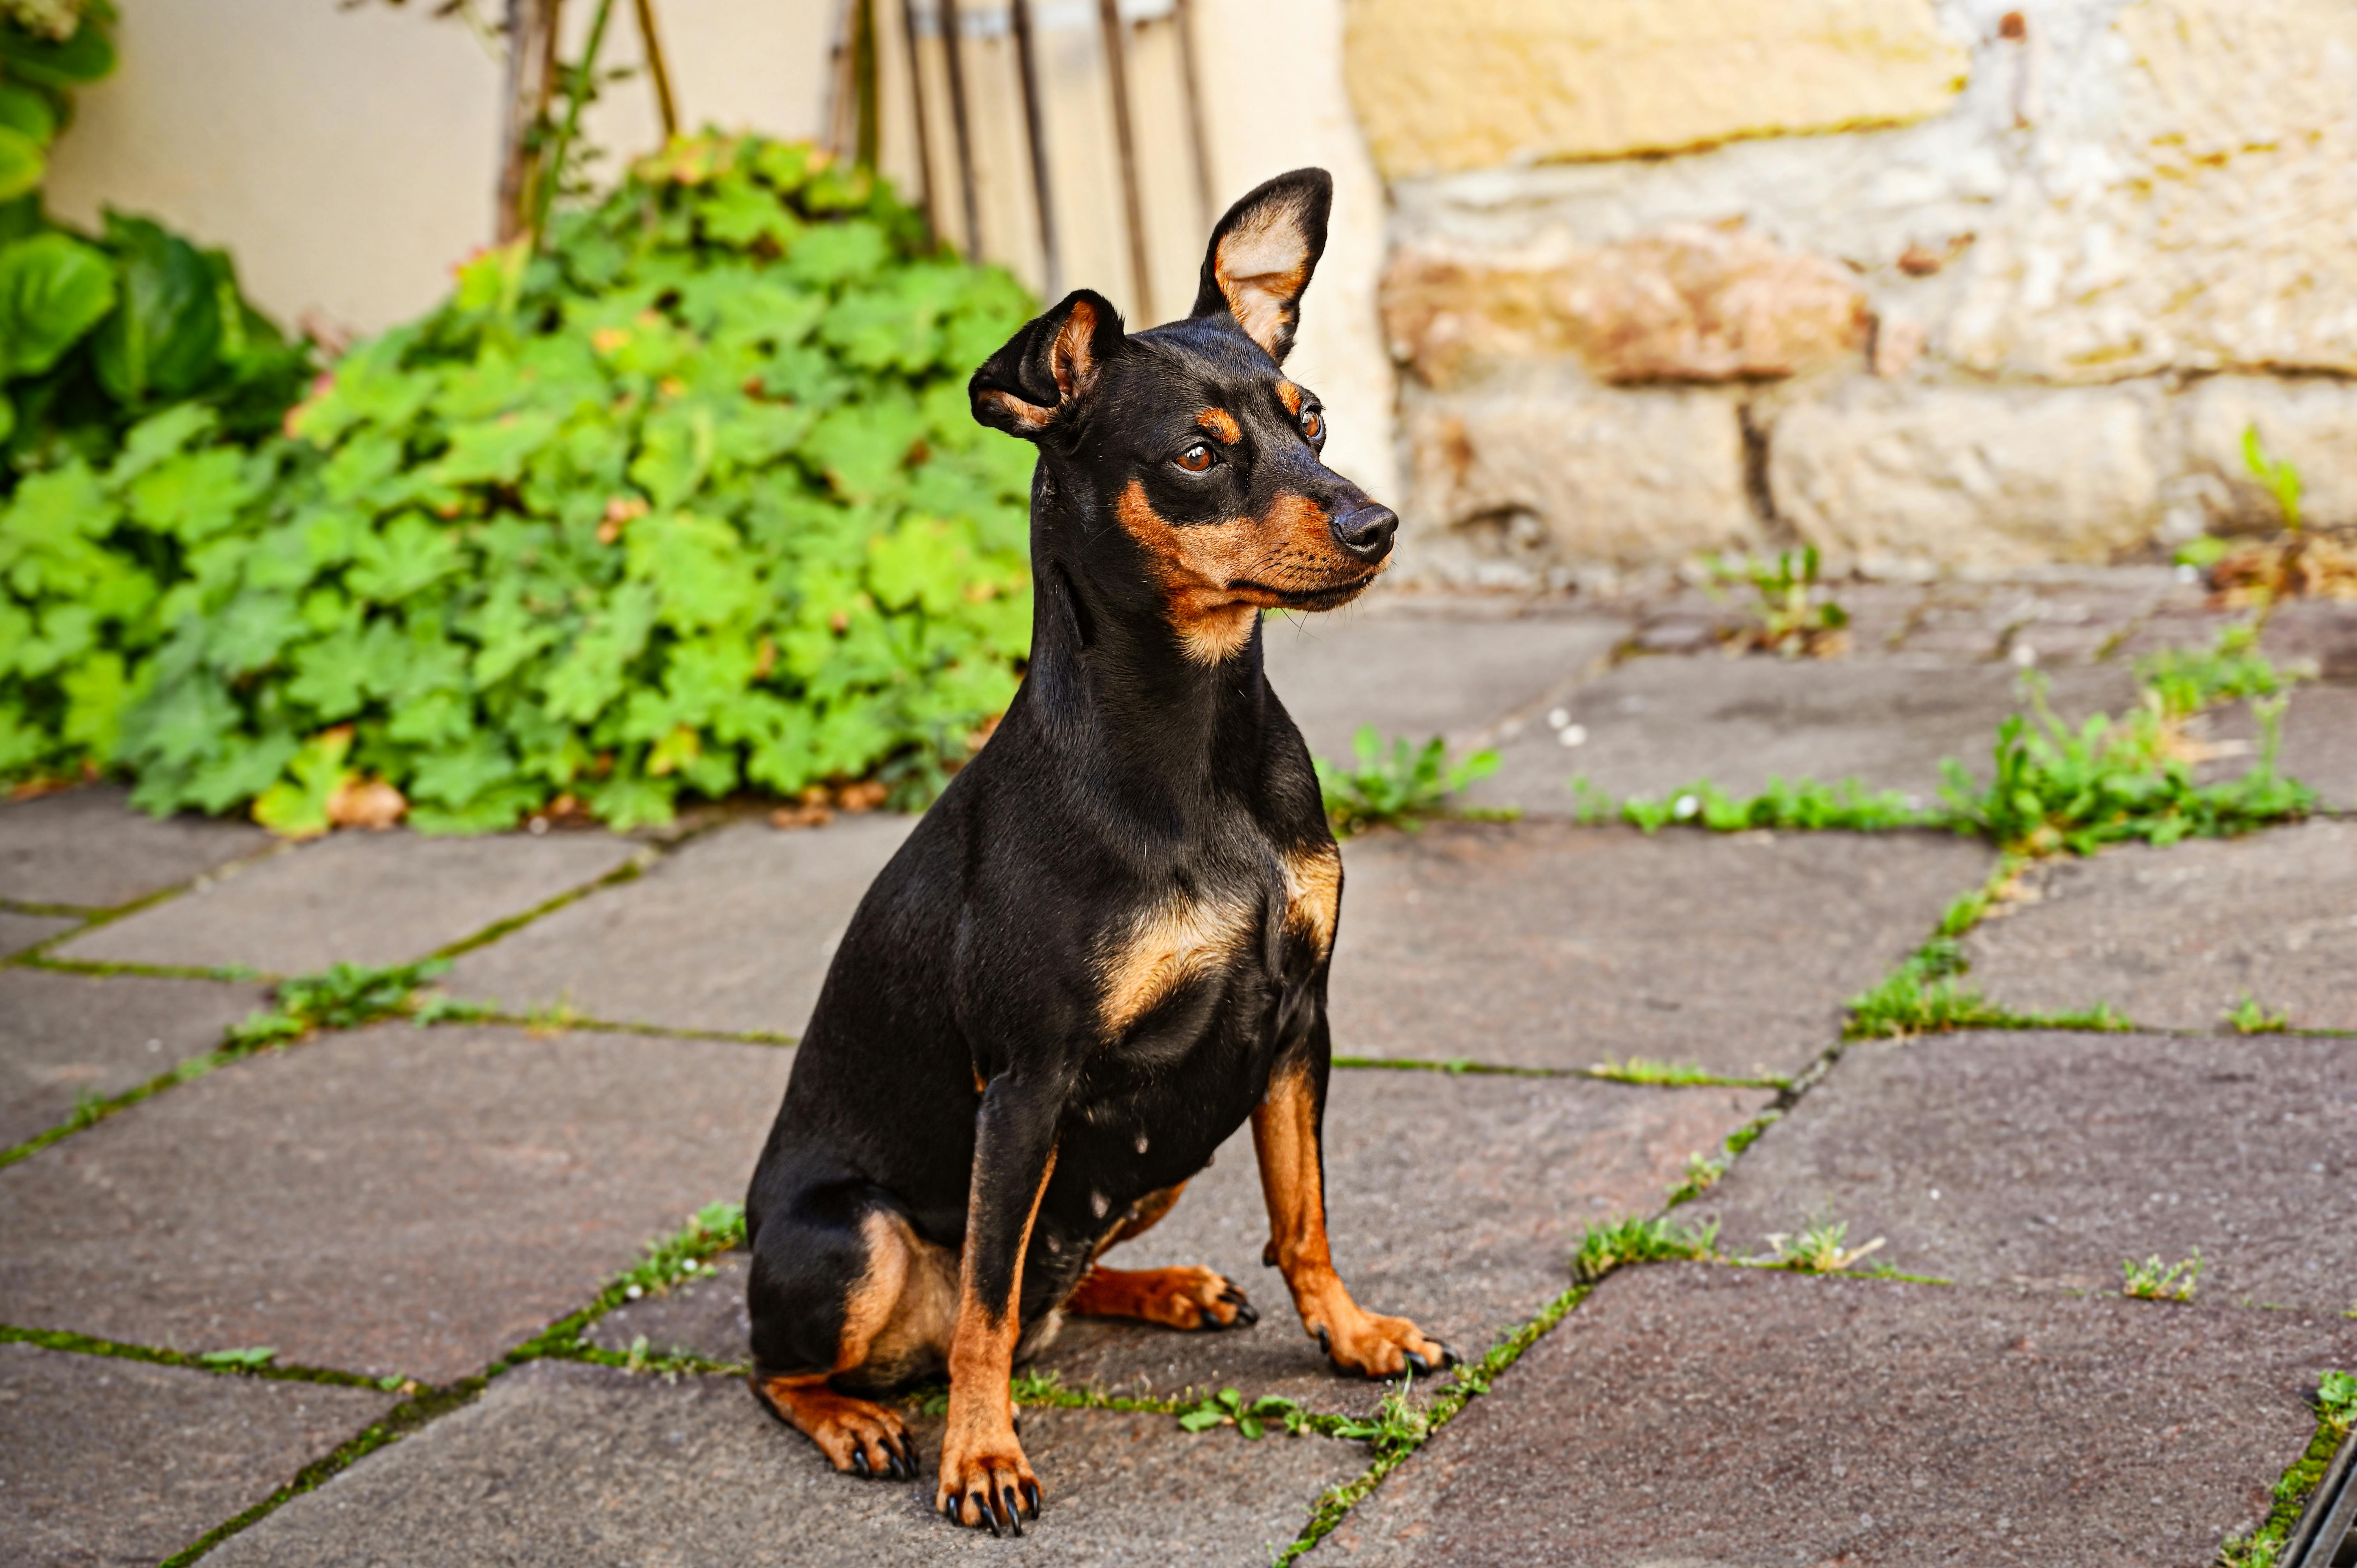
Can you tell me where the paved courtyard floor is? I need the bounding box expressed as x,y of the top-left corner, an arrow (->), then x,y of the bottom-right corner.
3,570 -> 2353,1566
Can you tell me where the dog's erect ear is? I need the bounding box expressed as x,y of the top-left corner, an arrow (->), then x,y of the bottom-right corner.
969,289 -> 1126,440
1189,168 -> 1332,364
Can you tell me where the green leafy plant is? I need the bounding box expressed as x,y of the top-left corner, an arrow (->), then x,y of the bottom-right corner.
5,132 -> 1038,826
0,2 -> 112,203
2226,994 -> 2290,1035
2135,622 -> 2293,724
223,958 -> 451,1048
1704,545 -> 1850,657
1176,1386 -> 1315,1440
1316,726 -> 1501,837
1589,773 -> 1924,834
1755,1214 -> 1884,1274
1843,936 -> 2130,1040
1938,675 -> 2312,857
1330,1376 -> 1432,1458
2120,1250 -> 2203,1303
1572,1214 -> 1719,1282
1585,1056 -> 1737,1087
1665,1151 -> 1727,1206
2244,424 -> 2303,534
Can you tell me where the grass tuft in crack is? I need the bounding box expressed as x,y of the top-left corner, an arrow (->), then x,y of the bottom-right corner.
1573,1214 -> 1721,1283
2219,1369 -> 2357,1568
2227,994 -> 2292,1035
1318,727 -> 1506,837
226,959 -> 455,1047
2121,1250 -> 2204,1303
502,1201 -> 750,1376
1752,1213 -> 1885,1274
1844,935 -> 2131,1040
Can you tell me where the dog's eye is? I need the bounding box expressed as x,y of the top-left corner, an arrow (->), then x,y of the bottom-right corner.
1300,408 -> 1325,443
1175,444 -> 1215,474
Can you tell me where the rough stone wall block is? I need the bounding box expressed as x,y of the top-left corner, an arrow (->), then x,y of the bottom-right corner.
1766,382 -> 2166,574
1403,381 -> 1757,580
1345,0 -> 1970,178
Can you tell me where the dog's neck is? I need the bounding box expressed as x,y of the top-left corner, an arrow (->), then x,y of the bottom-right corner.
1021,496 -> 1274,810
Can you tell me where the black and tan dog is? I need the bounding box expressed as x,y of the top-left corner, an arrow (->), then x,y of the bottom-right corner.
744,168 -> 1450,1535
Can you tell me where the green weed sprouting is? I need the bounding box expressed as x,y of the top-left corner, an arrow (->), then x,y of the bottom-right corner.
2120,1251 -> 2204,1303
2135,622 -> 2293,724
1576,774 -> 1924,835
1177,1386 -> 1316,1440
1843,940 -> 2130,1040
1938,674 -> 2313,857
2217,1369 -> 2355,1568
1317,726 -> 1502,837
1330,1376 -> 1433,1459
1756,1215 -> 1885,1274
1573,1214 -> 1720,1283
1586,1057 -> 1731,1087
224,959 -> 452,1049
2226,994 -> 2291,1035
2245,424 -> 2304,534
1665,1152 -> 1728,1206
1704,546 -> 1851,657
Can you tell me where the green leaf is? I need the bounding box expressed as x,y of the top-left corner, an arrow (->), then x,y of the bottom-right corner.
0,124 -> 39,203
346,514 -> 463,604
251,729 -> 353,839
93,212 -> 224,405
0,16 -> 118,88
0,83 -> 59,147
0,230 -> 115,375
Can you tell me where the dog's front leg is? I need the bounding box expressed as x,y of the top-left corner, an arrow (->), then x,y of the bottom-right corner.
1253,1030 -> 1454,1380
938,1069 -> 1060,1535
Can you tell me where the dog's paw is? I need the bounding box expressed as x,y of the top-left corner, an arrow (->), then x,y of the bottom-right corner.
1311,1310 -> 1456,1381
1067,1264 -> 1259,1331
753,1375 -> 916,1480
936,1422 -> 1041,1536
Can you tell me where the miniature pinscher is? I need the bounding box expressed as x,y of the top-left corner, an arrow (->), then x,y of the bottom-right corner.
744,168 -> 1451,1535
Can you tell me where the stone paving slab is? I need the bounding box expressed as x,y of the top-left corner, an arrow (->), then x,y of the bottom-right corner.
55,827 -> 640,976
1330,821 -> 1990,1077
592,1070 -> 1771,1413
0,785 -> 273,908
0,1341 -> 392,1568
1703,1030 -> 2357,1313
203,1358 -> 1359,1567
1318,1263 -> 2357,1568
1964,821 -> 2357,1030
1261,608 -> 1626,765
0,909 -> 74,957
1464,654 -> 2137,816
0,970 -> 268,1150
2261,597 -> 2357,684
0,1024 -> 789,1383
451,814 -> 916,1036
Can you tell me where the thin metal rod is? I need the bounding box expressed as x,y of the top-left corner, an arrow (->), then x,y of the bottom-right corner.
630,0 -> 678,138
1095,0 -> 1152,319
854,0 -> 880,168
1009,0 -> 1060,297
1173,0 -> 1215,231
895,0 -> 938,235
937,0 -> 983,262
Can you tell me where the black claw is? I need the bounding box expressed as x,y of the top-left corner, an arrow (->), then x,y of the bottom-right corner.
852,1450 -> 870,1477
1235,1303 -> 1260,1327
941,1493 -> 958,1521
976,1491 -> 1002,1537
1315,1327 -> 1331,1358
1003,1487 -> 1024,1537
1023,1481 -> 1042,1519
1405,1351 -> 1430,1376
1440,1343 -> 1460,1369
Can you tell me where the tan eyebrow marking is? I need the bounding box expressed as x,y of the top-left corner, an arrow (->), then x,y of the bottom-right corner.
1274,382 -> 1304,417
1196,408 -> 1242,444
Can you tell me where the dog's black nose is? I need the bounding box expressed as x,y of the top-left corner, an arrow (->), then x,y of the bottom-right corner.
1332,503 -> 1397,563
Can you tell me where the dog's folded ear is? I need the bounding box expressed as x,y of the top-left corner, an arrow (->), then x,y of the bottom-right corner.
969,289 -> 1126,440
1189,168 -> 1332,364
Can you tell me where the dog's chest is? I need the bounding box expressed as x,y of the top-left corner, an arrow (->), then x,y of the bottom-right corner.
1090,838 -> 1338,1044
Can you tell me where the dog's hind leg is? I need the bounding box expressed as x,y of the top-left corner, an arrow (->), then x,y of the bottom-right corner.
1065,1182 -> 1259,1330
747,1190 -> 952,1480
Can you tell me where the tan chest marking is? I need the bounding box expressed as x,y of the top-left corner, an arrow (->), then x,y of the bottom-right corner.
1281,842 -> 1341,959
1097,890 -> 1258,1037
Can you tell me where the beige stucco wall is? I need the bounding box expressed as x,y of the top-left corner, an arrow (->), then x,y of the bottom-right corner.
40,0 -> 1395,498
